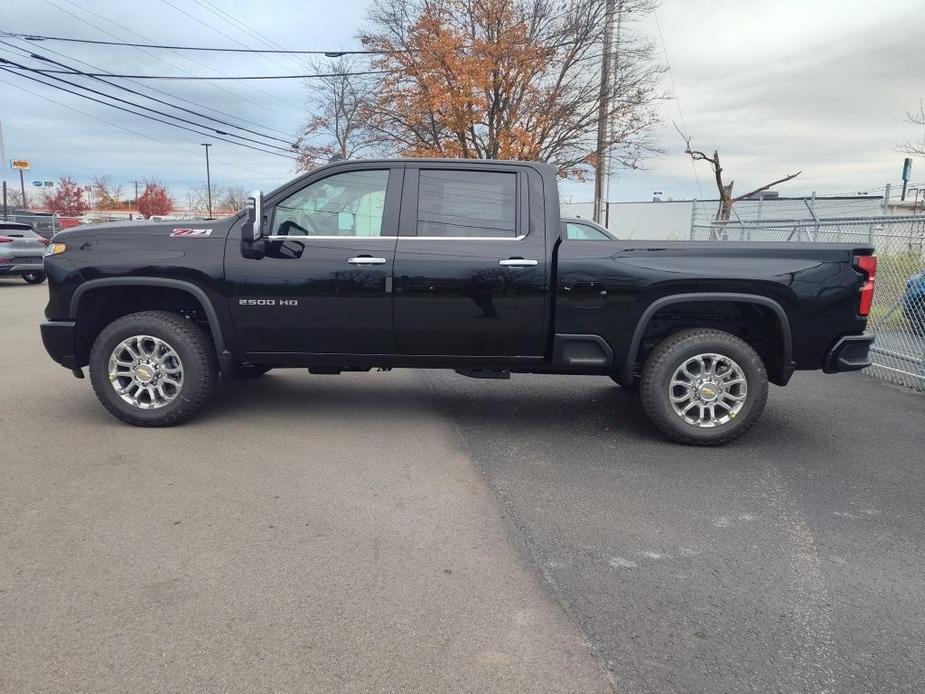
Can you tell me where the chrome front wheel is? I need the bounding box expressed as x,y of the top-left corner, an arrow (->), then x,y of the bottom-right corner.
108,335 -> 184,409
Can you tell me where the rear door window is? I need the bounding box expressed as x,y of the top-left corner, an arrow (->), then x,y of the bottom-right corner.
416,170 -> 517,238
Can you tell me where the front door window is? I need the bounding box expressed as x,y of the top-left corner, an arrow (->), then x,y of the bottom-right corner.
271,170 -> 390,237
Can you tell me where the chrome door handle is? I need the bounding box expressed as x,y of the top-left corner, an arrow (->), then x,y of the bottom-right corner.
499,258 -> 538,267
347,256 -> 387,265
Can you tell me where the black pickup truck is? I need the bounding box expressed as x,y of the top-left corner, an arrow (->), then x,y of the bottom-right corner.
40,159 -> 876,445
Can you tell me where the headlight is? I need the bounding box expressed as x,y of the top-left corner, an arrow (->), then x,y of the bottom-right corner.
44,243 -> 66,256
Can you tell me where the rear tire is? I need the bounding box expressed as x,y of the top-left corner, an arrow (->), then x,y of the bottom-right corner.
639,328 -> 768,446
89,310 -> 217,427
22,272 -> 46,284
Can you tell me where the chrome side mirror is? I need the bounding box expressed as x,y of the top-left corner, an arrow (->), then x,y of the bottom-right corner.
243,190 -> 263,241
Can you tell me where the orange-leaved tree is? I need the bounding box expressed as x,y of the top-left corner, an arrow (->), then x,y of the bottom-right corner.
136,180 -> 172,219
296,0 -> 663,178
43,176 -> 88,216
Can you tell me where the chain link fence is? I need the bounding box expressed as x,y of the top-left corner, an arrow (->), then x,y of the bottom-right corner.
690,201 -> 925,391
1,213 -> 82,238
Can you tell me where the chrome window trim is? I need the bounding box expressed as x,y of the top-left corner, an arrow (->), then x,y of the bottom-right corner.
399,235 -> 527,241
263,235 -> 526,241
265,235 -> 398,240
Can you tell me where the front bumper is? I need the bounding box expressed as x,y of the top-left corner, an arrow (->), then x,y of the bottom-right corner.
41,320 -> 79,372
823,334 -> 874,373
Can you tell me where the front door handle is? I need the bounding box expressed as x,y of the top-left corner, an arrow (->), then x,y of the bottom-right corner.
348,256 -> 387,265
499,258 -> 538,267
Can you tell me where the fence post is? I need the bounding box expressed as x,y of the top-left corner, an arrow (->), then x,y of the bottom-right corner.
689,199 -> 697,240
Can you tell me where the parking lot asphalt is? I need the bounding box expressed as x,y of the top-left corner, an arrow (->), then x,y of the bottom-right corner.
2,280 -> 924,693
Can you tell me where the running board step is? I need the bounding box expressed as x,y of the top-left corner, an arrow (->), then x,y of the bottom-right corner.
454,368 -> 511,380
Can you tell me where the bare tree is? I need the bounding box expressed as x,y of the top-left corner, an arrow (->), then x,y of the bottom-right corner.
294,56 -> 384,171
898,101 -> 925,158
221,186 -> 248,212
5,189 -> 28,208
190,184 -> 221,216
675,123 -> 801,223
91,176 -> 123,209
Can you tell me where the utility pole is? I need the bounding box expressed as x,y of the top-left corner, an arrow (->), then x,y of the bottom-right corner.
604,2 -> 625,212
593,0 -> 617,224
134,180 -> 139,203
201,143 -> 213,218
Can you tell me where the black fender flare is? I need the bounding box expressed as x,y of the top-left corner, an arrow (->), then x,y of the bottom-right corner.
619,292 -> 794,386
69,277 -> 233,374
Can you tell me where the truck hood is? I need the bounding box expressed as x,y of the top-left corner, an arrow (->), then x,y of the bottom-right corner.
52,216 -> 239,242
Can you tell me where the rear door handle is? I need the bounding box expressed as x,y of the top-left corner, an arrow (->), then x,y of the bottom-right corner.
348,256 -> 387,265
499,258 -> 538,267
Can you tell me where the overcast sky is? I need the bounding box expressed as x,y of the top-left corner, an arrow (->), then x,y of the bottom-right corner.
1,0 -> 923,206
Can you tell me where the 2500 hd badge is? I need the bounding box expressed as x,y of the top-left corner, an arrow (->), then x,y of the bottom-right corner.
238,298 -> 299,306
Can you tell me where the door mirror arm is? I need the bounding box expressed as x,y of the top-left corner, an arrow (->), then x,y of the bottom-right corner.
241,190 -> 267,259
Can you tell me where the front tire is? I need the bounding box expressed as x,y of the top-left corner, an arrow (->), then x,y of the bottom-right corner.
639,328 -> 769,446
89,311 -> 217,426
22,271 -> 46,284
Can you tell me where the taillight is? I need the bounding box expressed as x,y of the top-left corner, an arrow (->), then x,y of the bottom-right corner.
0,236 -> 13,244
854,254 -> 877,317
37,237 -> 49,246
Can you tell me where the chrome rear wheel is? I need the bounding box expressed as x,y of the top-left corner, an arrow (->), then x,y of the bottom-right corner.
669,353 -> 747,428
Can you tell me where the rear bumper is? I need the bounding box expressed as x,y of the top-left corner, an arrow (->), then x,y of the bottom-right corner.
0,262 -> 45,275
41,320 -> 79,371
823,334 -> 874,373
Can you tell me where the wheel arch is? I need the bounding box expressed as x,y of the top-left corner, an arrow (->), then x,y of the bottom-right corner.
69,278 -> 233,374
619,292 -> 794,387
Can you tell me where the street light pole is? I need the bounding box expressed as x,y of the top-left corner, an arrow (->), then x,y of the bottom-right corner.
0,120 -> 7,219
201,143 -> 213,218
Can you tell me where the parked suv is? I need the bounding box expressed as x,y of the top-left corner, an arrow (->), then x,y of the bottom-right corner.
0,222 -> 48,284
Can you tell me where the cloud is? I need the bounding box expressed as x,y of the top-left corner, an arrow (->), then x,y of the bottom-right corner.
2,0 -> 921,205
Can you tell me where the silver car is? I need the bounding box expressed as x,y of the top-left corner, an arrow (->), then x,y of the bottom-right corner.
0,222 -> 48,284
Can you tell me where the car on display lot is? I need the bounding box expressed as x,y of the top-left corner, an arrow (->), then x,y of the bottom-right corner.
0,222 -> 48,284
40,158 -> 877,445
562,217 -> 617,240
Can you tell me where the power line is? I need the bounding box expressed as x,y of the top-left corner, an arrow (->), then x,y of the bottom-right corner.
0,42 -> 295,148
0,34 -> 293,139
189,0 -> 310,74
42,0 -> 301,119
0,75 -> 285,180
0,66 -> 298,159
653,8 -> 703,199
3,31 -> 396,55
21,66 -> 389,80
160,0 -> 314,78
0,55 -> 297,153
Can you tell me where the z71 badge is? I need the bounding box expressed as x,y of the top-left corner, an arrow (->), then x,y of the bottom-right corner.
171,228 -> 213,237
